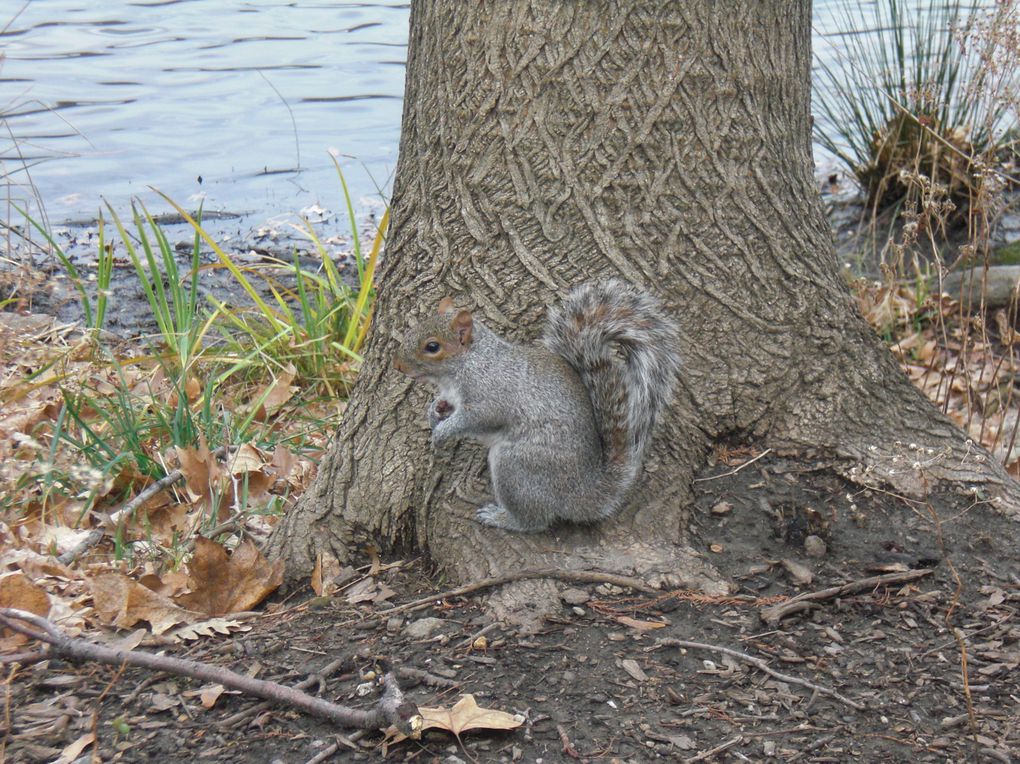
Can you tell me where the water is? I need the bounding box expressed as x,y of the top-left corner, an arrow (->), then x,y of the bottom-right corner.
0,1 -> 986,227
2,1 -> 408,226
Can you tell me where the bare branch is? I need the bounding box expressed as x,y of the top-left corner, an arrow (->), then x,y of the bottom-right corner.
0,609 -> 419,733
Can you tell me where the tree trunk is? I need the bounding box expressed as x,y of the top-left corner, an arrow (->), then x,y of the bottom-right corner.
265,0 -> 1018,607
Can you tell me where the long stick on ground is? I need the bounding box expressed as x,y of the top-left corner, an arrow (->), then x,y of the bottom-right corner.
219,657 -> 347,729
0,609 -> 419,733
759,568 -> 933,624
656,638 -> 864,711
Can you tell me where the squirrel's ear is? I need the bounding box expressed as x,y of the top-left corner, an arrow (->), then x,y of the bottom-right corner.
451,309 -> 473,345
437,297 -> 455,314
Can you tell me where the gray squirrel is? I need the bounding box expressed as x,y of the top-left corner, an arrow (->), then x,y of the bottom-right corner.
394,280 -> 681,533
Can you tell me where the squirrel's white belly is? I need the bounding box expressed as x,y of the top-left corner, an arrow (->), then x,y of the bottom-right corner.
486,442 -> 502,486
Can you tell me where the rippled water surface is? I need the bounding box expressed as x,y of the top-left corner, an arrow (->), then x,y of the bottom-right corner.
2,2 -> 954,225
3,1 -> 408,223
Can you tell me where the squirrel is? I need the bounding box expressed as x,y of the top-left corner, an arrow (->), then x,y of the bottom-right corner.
393,280 -> 681,533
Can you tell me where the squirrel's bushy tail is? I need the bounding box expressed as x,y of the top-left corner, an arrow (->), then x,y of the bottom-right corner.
542,280 -> 681,516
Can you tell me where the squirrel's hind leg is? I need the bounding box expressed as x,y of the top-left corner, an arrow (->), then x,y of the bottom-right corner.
474,504 -> 548,533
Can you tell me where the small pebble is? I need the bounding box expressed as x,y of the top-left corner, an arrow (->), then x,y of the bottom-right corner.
405,616 -> 445,639
804,534 -> 828,557
560,587 -> 589,605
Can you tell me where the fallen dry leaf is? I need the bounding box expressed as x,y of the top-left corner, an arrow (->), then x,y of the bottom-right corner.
620,658 -> 649,682
176,438 -> 225,515
311,551 -> 345,597
90,572 -> 203,635
423,694 -> 522,736
0,548 -> 77,581
0,572 -> 50,642
345,576 -> 395,605
148,693 -> 180,712
199,683 -> 225,709
141,501 -> 191,547
228,443 -> 269,473
252,363 -> 298,420
106,628 -> 147,652
165,617 -> 251,643
271,445 -> 295,481
615,615 -> 667,632
223,444 -> 275,503
311,554 -> 324,596
185,375 -> 202,402
37,524 -> 93,556
781,558 -> 814,586
54,732 -> 96,764
139,569 -> 191,599
0,572 -> 51,613
385,693 -> 522,748
174,538 -> 284,616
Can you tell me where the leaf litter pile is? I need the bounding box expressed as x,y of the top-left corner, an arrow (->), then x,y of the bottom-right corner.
0,315 -> 321,631
1,283 -> 1019,761
856,275 -> 1020,468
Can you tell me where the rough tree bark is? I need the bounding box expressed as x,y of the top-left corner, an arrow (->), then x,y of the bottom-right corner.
265,0 -> 1018,609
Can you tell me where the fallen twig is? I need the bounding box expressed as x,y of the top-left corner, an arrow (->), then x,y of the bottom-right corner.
58,470 -> 186,565
0,609 -> 419,733
557,723 -> 582,758
657,638 -> 863,711
456,622 -> 502,650
396,666 -> 459,689
304,733 -> 364,764
0,650 -> 47,666
693,448 -> 772,482
57,445 -> 237,565
684,735 -> 743,762
759,568 -> 934,623
377,568 -> 657,618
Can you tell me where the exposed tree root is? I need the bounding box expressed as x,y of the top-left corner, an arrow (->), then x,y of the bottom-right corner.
376,567 -> 661,618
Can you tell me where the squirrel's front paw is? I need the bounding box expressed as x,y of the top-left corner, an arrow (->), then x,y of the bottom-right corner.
428,398 -> 455,427
428,400 -> 458,446
474,504 -> 547,533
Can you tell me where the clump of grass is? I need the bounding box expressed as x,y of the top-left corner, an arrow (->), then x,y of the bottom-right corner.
814,0 -> 1015,220
158,177 -> 389,399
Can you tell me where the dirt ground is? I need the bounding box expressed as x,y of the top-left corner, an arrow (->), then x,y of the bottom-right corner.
5,454 -> 1018,763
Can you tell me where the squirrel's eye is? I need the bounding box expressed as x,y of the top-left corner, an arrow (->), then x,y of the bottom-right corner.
424,341 -> 441,354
